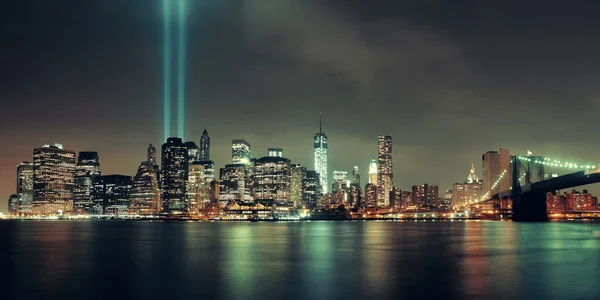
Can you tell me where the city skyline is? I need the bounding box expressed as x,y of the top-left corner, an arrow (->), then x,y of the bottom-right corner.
4,1 -> 600,209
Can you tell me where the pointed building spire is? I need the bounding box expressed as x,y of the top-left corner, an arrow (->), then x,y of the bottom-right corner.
319,112 -> 322,134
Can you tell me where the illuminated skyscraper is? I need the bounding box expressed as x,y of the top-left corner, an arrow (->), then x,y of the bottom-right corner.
200,124 -> 210,161
73,152 -> 101,214
268,148 -> 283,158
232,139 -> 251,165
332,170 -> 348,193
291,164 -> 306,206
377,136 -> 393,206
9,194 -> 19,215
314,114 -> 328,193
161,137 -> 189,213
352,166 -> 360,186
147,144 -> 157,165
369,158 -> 377,185
93,175 -> 132,215
187,163 -> 206,214
219,164 -> 247,206
129,161 -> 161,215
185,141 -> 200,163
32,144 -> 76,215
364,183 -> 377,207
16,162 -> 34,214
253,156 -> 292,206
302,170 -> 321,209
412,184 -> 439,207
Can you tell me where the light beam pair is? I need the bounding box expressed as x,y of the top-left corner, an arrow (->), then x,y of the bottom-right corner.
163,0 -> 187,141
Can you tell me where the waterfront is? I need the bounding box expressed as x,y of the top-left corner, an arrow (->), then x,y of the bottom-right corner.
2,221 -> 600,299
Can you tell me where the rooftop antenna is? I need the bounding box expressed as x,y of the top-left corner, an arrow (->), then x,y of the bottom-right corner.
204,118 -> 207,129
320,112 -> 322,134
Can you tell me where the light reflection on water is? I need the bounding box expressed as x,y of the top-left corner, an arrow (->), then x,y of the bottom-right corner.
2,220 -> 599,300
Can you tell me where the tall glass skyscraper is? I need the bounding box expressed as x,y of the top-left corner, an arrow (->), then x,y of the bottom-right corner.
290,164 -> 306,206
314,114 -> 328,194
32,144 -> 76,215
16,162 -> 34,214
73,151 -> 101,214
369,158 -> 378,185
232,139 -> 251,165
161,137 -> 189,214
130,144 -> 161,215
377,136 -> 393,207
253,156 -> 292,206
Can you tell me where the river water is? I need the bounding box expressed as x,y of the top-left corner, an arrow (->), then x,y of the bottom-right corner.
1,220 -> 599,300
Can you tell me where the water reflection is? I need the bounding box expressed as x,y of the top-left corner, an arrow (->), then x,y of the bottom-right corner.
1,220 -> 599,300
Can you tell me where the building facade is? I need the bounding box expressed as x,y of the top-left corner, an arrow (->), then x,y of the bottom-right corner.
161,137 -> 189,213
232,139 -> 251,165
73,151 -> 101,214
16,162 -> 34,214
377,136 -> 393,206
200,127 -> 210,161
219,164 -> 249,205
332,170 -> 348,194
291,164 -> 306,206
93,175 -> 132,215
187,163 -> 207,214
253,156 -> 292,206
412,184 -> 439,208
369,158 -> 378,185
32,144 -> 76,215
364,183 -> 377,208
314,114 -> 328,194
302,170 -> 321,209
129,161 -> 161,215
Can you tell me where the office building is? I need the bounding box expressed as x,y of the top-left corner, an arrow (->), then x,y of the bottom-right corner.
200,126 -> 210,161
129,162 -> 161,215
161,137 -> 189,213
364,183 -> 377,208
332,170 -> 348,194
389,187 -> 401,209
349,184 -> 362,207
377,136 -> 393,206
32,144 -> 76,215
314,114 -> 328,193
369,158 -> 378,185
291,164 -> 306,206
93,175 -> 132,215
16,162 -> 34,214
302,170 -> 321,209
73,152 -> 101,214
253,156 -> 292,206
232,139 -> 251,165
482,148 -> 511,198
268,148 -> 283,158
352,166 -> 360,186
412,184 -> 439,208
219,164 -> 248,205
147,144 -> 157,165
185,141 -> 200,163
452,165 -> 483,207
401,191 -> 412,208
187,163 -> 207,214
9,194 -> 19,215
210,180 -> 220,204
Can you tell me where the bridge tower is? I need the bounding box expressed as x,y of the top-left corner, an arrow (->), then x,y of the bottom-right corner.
511,155 -> 548,222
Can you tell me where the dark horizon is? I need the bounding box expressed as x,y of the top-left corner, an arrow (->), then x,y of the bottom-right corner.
4,0 -> 600,209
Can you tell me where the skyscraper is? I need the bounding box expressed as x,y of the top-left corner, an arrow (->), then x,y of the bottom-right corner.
16,162 -> 34,214
147,144 -> 157,165
161,137 -> 189,213
73,152 -> 101,214
291,164 -> 306,206
352,166 -> 360,186
9,194 -> 19,215
187,163 -> 206,214
364,183 -> 377,208
268,148 -> 283,158
219,164 -> 247,205
412,184 -> 439,207
232,139 -> 251,165
129,161 -> 161,215
32,144 -> 76,215
377,136 -> 393,206
199,124 -> 210,161
184,141 -> 200,163
369,158 -> 377,185
93,175 -> 132,215
332,170 -> 348,193
302,170 -> 321,209
253,156 -> 292,206
314,113 -> 328,193
482,148 -> 511,197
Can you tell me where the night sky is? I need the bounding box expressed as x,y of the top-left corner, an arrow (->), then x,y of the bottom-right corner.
3,0 -> 600,209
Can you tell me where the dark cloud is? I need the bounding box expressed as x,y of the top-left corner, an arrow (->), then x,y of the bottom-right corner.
3,0 -> 600,209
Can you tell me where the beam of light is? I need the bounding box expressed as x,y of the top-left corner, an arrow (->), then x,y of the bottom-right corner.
163,0 -> 172,142
177,0 -> 187,139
